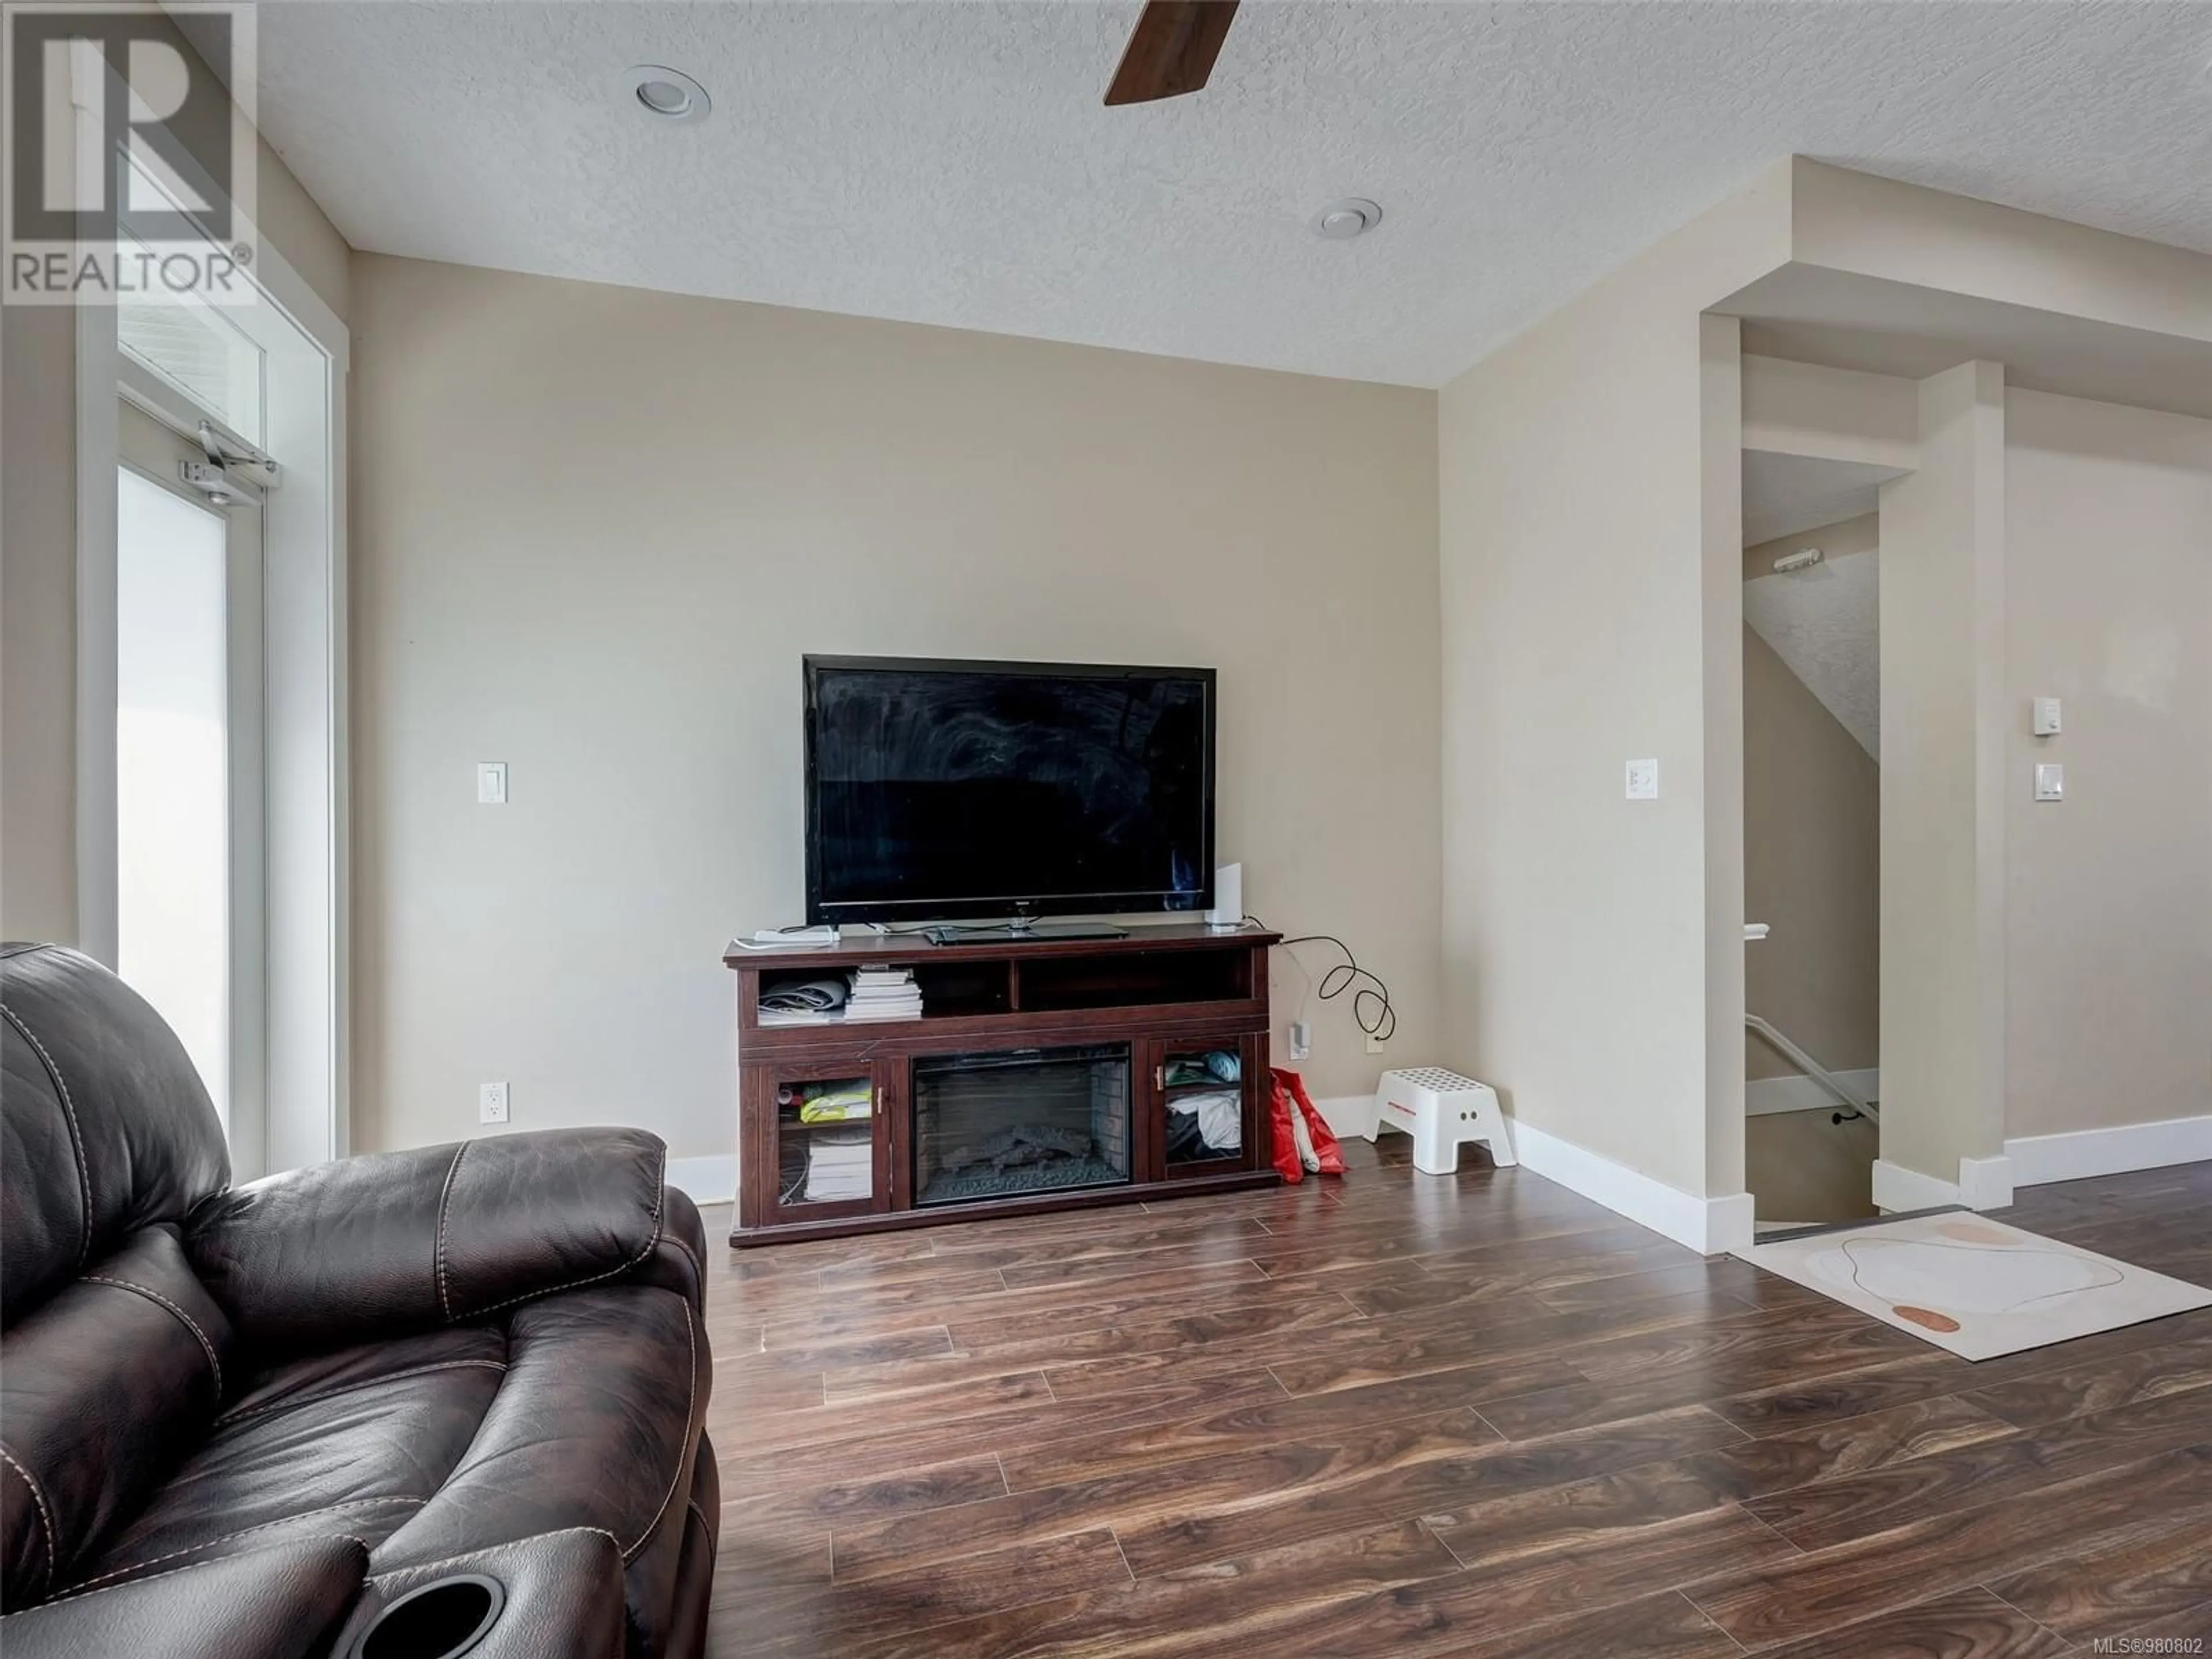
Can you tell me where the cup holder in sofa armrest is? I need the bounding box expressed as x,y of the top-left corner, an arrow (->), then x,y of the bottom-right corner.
350,1574 -> 505,1659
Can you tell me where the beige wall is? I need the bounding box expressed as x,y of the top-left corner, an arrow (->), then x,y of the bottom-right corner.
2003,389 -> 2212,1142
0,23 -> 350,945
1437,167 -> 1790,1203
1741,357 -> 1916,473
347,253 -> 1441,1159
1787,160 -> 2212,349
1742,615 -> 1879,1081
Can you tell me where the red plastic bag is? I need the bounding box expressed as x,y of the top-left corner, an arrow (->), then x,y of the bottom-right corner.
1268,1067 -> 1347,1182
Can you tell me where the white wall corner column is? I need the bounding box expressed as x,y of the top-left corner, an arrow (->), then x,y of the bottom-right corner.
1700,312 -> 1748,1204
1875,359 -> 2009,1206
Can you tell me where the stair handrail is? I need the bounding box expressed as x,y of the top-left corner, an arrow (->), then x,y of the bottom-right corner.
1744,1013 -> 1878,1123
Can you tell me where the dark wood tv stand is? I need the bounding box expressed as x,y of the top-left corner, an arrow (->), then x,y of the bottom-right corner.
723,925 -> 1281,1246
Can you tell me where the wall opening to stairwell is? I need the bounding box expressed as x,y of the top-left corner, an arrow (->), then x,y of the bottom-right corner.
1740,474 -> 1889,1229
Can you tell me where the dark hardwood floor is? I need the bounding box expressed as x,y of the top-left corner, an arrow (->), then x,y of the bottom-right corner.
697,1139 -> 2212,1656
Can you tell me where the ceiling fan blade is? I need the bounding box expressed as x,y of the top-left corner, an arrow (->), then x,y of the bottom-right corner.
1104,0 -> 1240,106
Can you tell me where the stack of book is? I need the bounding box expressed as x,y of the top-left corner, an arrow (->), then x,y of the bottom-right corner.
844,966 -> 923,1021
803,1123 -> 873,1203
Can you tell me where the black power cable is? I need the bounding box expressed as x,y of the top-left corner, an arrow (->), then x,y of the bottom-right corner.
1244,916 -> 1396,1044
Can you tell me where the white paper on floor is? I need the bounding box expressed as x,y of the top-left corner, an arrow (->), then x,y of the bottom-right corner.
1738,1212 -> 2212,1362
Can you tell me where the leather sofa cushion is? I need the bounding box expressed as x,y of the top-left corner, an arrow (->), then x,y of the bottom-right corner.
188,1128 -> 673,1354
216,1325 -> 508,1429
0,1537 -> 366,1659
66,1328 -> 503,1594
1,945 -> 228,1327
1,1228 -> 233,1604
373,1287 -> 706,1581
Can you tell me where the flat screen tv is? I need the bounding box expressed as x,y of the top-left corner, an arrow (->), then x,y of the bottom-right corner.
804,656 -> 1215,926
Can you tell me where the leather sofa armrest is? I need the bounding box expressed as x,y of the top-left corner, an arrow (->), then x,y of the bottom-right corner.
324,1529 -> 626,1659
0,1537 -> 365,1659
186,1127 -> 672,1352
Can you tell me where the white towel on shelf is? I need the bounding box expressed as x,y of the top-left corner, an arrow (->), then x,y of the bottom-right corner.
1169,1088 -> 1242,1153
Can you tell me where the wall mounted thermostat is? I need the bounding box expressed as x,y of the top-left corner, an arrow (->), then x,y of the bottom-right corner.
1625,759 -> 1660,801
2032,698 -> 2062,737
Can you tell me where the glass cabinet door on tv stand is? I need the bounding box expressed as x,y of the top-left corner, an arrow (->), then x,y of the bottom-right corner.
747,1061 -> 895,1226
1150,1033 -> 1263,1180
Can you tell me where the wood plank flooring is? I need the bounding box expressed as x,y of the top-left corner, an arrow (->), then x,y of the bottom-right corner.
698,1140 -> 2212,1656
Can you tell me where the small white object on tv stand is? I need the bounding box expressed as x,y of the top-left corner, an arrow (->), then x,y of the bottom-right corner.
1206,863 -> 1244,931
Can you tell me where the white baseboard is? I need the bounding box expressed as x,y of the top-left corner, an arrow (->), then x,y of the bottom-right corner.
1312,1094 -> 1376,1141
1512,1121 -> 1753,1255
666,1153 -> 736,1206
1871,1153 -> 2014,1213
1745,1068 -> 1879,1117
1958,1154 -> 2014,1210
2005,1113 -> 2212,1188
1871,1158 -> 1958,1212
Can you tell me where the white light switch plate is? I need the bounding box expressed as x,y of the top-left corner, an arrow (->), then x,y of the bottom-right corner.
1626,759 -> 1660,801
479,1081 -> 510,1123
2034,763 -> 2065,802
477,762 -> 507,805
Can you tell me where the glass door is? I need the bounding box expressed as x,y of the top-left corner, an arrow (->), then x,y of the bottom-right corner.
1154,1035 -> 1261,1178
751,1061 -> 893,1225
114,403 -> 263,1145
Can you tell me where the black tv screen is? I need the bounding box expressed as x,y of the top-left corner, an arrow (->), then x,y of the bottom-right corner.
804,656 -> 1215,925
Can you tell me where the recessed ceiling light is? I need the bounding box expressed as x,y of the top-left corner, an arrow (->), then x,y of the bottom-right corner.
624,65 -> 710,123
1313,198 -> 1382,240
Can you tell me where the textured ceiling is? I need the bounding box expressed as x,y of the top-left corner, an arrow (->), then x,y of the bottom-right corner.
244,1 -> 2212,385
1747,552 -> 1881,760
1743,451 -> 1906,547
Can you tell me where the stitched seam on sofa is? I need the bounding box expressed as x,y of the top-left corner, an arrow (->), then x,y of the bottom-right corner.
52,1497 -> 426,1597
1,1004 -> 94,1271
360,1525 -> 622,1591
434,1140 -> 469,1323
453,1143 -> 669,1322
0,1532 -> 374,1620
82,1275 -> 224,1396
210,1359 -> 510,1430
0,1444 -> 56,1596
622,1302 -> 696,1563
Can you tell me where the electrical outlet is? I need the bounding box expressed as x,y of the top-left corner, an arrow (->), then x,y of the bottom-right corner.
1365,1031 -> 1386,1055
479,1081 -> 510,1124
1287,1020 -> 1311,1062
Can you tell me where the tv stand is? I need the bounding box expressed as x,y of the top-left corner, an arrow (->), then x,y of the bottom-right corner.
921,918 -> 1131,945
722,925 -> 1282,1245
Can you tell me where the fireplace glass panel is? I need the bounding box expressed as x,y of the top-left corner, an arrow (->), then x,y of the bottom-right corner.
912,1044 -> 1132,1206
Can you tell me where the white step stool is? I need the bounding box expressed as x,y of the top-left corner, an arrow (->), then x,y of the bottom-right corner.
1370,1067 -> 1516,1174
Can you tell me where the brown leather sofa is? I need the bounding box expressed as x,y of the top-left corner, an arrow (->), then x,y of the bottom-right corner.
0,943 -> 718,1658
